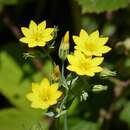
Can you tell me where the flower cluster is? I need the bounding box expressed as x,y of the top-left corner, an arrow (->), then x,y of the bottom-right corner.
67,29 -> 111,77
19,20 -> 111,111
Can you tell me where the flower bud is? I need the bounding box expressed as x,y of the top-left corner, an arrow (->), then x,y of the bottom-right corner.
80,91 -> 88,101
59,31 -> 70,61
92,85 -> 108,92
100,68 -> 116,77
53,65 -> 61,81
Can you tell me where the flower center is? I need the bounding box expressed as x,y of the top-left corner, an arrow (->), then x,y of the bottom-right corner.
86,42 -> 97,52
32,32 -> 43,42
80,61 -> 92,71
39,91 -> 50,102
42,96 -> 49,101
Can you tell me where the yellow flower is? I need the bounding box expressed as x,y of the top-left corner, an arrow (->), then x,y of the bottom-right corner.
20,20 -> 54,48
67,51 -> 104,77
73,29 -> 111,56
26,78 -> 62,109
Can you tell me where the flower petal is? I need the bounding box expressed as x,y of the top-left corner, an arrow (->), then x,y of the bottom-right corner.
100,46 -> 111,53
98,37 -> 109,45
37,42 -> 47,47
90,30 -> 99,38
44,28 -> 54,35
31,83 -> 40,92
51,83 -> 59,90
38,21 -> 46,31
28,42 -> 37,47
80,29 -> 88,38
40,78 -> 50,88
29,20 -> 37,30
85,71 -> 95,77
92,57 -> 104,66
21,27 -> 31,36
26,93 -> 39,101
19,37 -> 30,43
73,36 -> 81,45
67,55 -> 77,65
53,91 -> 62,100
93,67 -> 103,72
48,100 -> 57,105
31,102 -> 49,109
42,35 -> 53,42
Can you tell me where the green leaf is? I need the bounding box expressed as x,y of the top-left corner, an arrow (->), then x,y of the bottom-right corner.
69,118 -> 100,130
124,58 -> 130,68
0,109 -> 48,130
0,49 -> 48,130
71,76 -> 90,96
102,23 -> 116,37
68,98 -> 78,116
120,102 -> 130,126
65,76 -> 90,109
82,16 -> 98,32
114,98 -> 127,110
75,0 -> 129,13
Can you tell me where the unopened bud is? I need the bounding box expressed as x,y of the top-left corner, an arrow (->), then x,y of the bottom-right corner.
92,85 -> 108,92
63,31 -> 69,43
53,65 -> 61,81
59,31 -> 70,61
80,91 -> 88,101
100,68 -> 116,77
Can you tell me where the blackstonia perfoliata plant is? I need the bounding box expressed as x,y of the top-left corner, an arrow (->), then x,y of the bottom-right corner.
19,20 -> 112,130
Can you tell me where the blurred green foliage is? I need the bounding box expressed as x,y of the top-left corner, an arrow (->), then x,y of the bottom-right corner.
75,0 -> 129,13
69,118 -> 99,130
0,44 -> 48,130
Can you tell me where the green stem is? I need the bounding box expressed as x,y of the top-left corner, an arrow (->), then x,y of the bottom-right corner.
56,118 -> 60,130
60,61 -> 67,110
61,61 -> 68,89
61,61 -> 65,79
61,61 -> 68,130
64,112 -> 68,130
60,90 -> 68,110
48,55 -> 53,84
